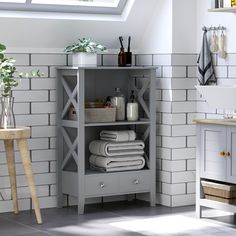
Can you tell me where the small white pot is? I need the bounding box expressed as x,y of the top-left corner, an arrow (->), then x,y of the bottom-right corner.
72,52 -> 97,67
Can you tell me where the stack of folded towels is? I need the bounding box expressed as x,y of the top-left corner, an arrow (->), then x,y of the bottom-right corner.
89,130 -> 145,172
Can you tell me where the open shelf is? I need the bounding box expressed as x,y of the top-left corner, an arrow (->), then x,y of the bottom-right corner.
85,168 -> 150,176
62,119 -> 150,128
85,120 -> 150,127
199,198 -> 236,212
208,7 -> 236,12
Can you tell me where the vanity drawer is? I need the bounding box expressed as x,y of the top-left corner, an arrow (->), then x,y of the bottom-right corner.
85,175 -> 119,197
120,171 -> 151,193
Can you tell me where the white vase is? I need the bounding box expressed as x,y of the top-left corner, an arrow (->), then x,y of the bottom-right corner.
72,52 -> 97,67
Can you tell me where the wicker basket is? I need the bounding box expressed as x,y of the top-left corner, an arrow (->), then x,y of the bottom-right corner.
85,108 -> 116,123
201,180 -> 236,204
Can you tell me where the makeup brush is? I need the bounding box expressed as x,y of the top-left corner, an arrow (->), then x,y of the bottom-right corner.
119,36 -> 124,49
127,36 -> 131,52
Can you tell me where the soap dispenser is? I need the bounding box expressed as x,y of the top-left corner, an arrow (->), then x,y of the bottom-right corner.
126,90 -> 139,121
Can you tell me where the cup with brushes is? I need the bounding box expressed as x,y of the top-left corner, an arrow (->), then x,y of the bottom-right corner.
118,36 -> 132,66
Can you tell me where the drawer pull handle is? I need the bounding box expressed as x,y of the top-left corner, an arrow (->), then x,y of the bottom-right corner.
133,179 -> 139,185
100,183 -> 105,188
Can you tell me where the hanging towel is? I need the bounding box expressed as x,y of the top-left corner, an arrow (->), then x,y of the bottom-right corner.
100,130 -> 136,142
197,28 -> 217,85
89,140 -> 145,157
89,155 -> 145,168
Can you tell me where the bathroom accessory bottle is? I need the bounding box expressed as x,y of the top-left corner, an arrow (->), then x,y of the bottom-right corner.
118,48 -> 126,67
126,90 -> 139,121
111,88 -> 125,121
118,36 -> 126,67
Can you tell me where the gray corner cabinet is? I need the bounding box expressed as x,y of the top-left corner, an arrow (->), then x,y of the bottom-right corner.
56,66 -> 157,214
196,120 -> 236,217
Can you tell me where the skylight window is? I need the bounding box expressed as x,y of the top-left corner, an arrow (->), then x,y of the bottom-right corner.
0,0 -> 25,2
31,0 -> 119,8
0,0 -> 133,21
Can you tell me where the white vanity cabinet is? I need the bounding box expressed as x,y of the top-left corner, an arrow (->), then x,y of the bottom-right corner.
196,120 -> 236,217
200,125 -> 227,182
226,127 -> 236,183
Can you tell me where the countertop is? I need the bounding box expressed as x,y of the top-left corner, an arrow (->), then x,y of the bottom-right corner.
193,119 -> 236,126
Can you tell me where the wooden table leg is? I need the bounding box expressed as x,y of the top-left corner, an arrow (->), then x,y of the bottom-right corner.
17,138 -> 43,224
4,139 -> 19,214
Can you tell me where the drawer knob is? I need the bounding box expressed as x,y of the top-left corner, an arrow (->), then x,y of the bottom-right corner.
133,179 -> 139,185
100,182 -> 105,188
226,152 -> 231,157
220,151 -> 226,157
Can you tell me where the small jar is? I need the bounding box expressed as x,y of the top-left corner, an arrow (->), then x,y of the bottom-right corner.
111,88 -> 125,121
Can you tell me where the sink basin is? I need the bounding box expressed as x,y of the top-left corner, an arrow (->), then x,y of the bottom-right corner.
196,85 -> 236,110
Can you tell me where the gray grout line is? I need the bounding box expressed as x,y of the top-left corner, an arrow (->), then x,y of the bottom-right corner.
0,213 -> 48,234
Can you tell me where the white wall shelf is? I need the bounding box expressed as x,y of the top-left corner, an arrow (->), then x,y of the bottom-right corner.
208,7 -> 236,12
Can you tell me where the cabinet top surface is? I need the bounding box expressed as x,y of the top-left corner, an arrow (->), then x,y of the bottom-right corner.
56,66 -> 158,70
208,8 -> 236,12
194,119 -> 236,126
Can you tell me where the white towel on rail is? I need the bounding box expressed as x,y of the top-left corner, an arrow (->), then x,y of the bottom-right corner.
89,155 -> 145,168
89,140 -> 145,157
100,130 -> 136,142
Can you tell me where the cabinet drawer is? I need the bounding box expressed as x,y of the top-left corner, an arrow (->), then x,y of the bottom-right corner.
120,171 -> 151,193
85,175 -> 119,197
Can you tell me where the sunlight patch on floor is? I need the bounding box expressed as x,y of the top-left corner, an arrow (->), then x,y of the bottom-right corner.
110,215 -> 224,235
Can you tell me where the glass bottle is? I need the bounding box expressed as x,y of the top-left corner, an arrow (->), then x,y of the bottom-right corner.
111,88 -> 125,121
126,90 -> 139,121
118,48 -> 126,67
0,96 -> 15,129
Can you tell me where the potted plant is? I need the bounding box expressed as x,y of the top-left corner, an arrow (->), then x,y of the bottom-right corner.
0,43 -> 42,129
64,38 -> 107,67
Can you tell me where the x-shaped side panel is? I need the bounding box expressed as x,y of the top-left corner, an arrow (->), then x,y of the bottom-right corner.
61,76 -> 78,119
61,127 -> 78,170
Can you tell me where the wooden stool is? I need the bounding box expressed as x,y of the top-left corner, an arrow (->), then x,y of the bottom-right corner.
0,127 -> 42,224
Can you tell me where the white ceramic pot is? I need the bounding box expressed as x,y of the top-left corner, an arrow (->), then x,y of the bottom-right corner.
72,52 -> 97,67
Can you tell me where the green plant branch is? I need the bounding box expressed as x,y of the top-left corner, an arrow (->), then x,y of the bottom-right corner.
0,43 -> 43,97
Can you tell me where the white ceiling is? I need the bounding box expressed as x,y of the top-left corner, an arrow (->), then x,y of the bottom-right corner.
0,0 -> 158,50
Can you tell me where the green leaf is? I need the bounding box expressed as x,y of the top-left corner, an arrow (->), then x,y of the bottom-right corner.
0,44 -> 6,53
64,38 -> 107,53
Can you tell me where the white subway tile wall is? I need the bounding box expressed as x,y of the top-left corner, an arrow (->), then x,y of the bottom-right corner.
0,52 -> 234,212
0,53 -> 64,212
137,53 -> 203,207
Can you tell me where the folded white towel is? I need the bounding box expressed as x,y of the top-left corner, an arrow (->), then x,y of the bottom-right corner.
89,155 -> 145,168
100,130 -> 136,142
89,140 -> 145,157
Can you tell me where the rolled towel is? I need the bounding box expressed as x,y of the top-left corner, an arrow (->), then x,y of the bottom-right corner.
89,155 -> 145,168
100,130 -> 136,142
89,140 -> 145,157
